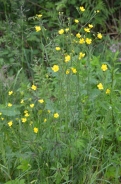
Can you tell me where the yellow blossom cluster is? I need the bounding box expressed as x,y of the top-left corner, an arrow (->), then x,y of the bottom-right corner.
5,82 -> 61,135
97,64 -> 110,94
79,38 -> 92,44
66,67 -> 77,74
5,8 -> 104,134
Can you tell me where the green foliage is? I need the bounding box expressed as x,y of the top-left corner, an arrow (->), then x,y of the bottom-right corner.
5,179 -> 25,184
0,0 -> 121,183
0,105 -> 20,116
0,0 -> 121,33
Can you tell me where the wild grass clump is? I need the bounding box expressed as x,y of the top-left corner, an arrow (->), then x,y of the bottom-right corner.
0,3 -> 121,184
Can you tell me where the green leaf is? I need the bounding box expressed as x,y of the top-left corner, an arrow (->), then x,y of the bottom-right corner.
17,159 -> 31,171
5,179 -> 25,184
0,105 -> 20,116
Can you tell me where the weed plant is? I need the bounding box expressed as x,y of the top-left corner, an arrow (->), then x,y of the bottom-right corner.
0,3 -> 121,184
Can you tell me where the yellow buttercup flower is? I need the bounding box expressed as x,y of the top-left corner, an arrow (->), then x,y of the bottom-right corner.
85,38 -> 92,44
97,33 -> 102,39
106,89 -> 110,94
79,52 -> 85,60
84,27 -> 90,32
76,33 -> 81,38
34,127 -> 38,133
8,91 -> 13,95
65,55 -> 71,63
101,64 -> 108,71
24,113 -> 29,117
38,99 -> 44,103
30,104 -> 34,108
80,6 -> 85,11
35,26 -> 41,32
54,113 -> 59,118
71,67 -> 77,74
79,38 -> 85,44
0,112 -> 2,116
74,19 -> 79,23
36,14 -> 42,18
97,83 -> 103,90
55,47 -> 61,51
52,65 -> 59,72
24,110 -> 28,114
8,121 -> 13,127
8,103 -> 12,107
66,69 -> 70,74
21,118 -> 27,123
58,29 -> 64,34
31,85 -> 37,90
88,24 -> 93,28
